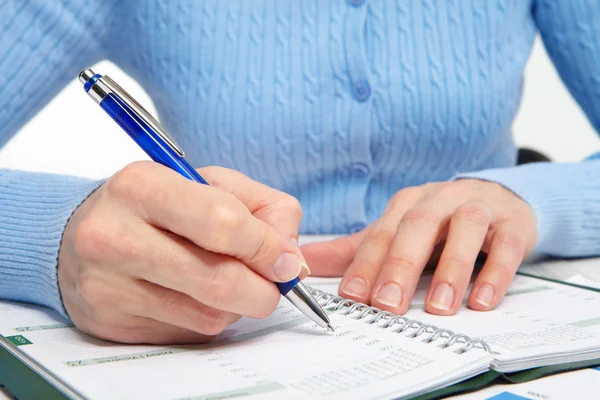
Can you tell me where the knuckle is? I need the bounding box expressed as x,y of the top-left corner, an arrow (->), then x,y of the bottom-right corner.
203,264 -> 235,308
73,213 -> 112,261
245,222 -> 270,266
199,308 -> 230,336
197,166 -> 232,186
78,276 -> 109,309
73,213 -> 139,263
207,201 -> 245,234
496,230 -> 526,254
385,252 -> 419,273
88,309 -> 110,328
253,292 -> 279,319
156,292 -> 178,312
402,208 -> 439,229
489,260 -> 516,281
280,194 -> 303,219
364,226 -> 395,248
437,183 -> 462,199
107,161 -> 151,199
443,254 -> 474,271
454,203 -> 491,226
354,256 -> 381,274
388,187 -> 419,210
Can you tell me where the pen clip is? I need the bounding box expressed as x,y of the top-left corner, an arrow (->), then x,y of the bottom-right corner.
101,76 -> 185,157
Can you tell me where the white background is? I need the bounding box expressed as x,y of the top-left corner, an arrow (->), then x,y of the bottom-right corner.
0,37 -> 599,179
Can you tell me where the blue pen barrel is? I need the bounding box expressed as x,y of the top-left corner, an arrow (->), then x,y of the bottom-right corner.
99,93 -> 208,184
276,278 -> 300,295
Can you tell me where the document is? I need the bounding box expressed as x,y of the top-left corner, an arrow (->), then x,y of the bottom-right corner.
310,274 -> 600,372
0,294 -> 491,399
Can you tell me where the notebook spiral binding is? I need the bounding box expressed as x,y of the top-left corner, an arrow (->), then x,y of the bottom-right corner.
310,288 -> 493,355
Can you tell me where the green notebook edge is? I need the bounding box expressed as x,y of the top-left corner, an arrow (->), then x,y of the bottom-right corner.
412,359 -> 600,399
0,339 -> 67,400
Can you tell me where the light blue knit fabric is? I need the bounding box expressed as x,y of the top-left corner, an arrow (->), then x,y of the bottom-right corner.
1,0 -> 599,317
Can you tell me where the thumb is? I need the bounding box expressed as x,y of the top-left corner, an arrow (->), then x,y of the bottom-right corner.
301,231 -> 366,277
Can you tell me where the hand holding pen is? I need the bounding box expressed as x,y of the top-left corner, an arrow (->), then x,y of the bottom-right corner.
56,69 -> 332,345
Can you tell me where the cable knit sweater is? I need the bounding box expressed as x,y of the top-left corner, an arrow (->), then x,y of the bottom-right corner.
1,0 -> 599,317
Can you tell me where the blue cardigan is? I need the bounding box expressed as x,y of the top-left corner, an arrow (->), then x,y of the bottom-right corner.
1,0 -> 599,317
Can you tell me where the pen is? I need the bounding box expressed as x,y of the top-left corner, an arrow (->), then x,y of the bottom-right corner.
78,68 -> 333,333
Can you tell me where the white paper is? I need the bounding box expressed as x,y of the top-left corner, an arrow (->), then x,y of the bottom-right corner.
307,273 -> 600,372
0,295 -> 491,400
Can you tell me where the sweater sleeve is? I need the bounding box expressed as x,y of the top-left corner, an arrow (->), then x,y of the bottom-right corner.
454,0 -> 600,257
0,0 -> 114,316
0,171 -> 102,317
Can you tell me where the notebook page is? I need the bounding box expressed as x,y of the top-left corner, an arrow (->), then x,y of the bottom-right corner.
0,298 -> 491,400
308,274 -> 600,372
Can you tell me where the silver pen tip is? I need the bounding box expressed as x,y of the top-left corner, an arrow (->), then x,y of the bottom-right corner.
327,324 -> 335,333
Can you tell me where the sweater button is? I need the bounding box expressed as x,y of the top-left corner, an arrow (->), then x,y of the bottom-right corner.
349,222 -> 367,234
350,162 -> 371,179
352,80 -> 371,102
347,0 -> 366,7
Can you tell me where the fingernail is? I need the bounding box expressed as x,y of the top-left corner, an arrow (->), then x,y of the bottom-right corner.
291,240 -> 311,276
474,283 -> 495,307
375,283 -> 403,308
274,252 -> 302,281
298,266 -> 310,280
430,283 -> 455,311
342,277 -> 367,298
301,264 -> 311,277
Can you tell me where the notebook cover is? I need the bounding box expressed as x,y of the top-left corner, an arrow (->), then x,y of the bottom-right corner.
0,337 -> 67,400
516,270 -> 600,293
412,359 -> 600,399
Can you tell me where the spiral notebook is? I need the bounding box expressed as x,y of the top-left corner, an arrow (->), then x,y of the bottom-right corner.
2,273 -> 600,400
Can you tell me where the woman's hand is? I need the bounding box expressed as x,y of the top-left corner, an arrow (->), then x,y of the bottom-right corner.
302,179 -> 537,315
58,161 -> 306,344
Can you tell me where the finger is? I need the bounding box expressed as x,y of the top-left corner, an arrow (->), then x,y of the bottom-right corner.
199,166 -> 309,277
300,231 -> 366,277
424,201 -> 491,315
339,188 -> 423,303
129,280 -> 241,336
74,279 -> 225,344
468,224 -> 527,311
107,162 -> 302,282
82,312 -> 220,345
370,199 -> 453,314
130,227 -> 281,319
199,166 -> 303,241
123,318 -> 222,345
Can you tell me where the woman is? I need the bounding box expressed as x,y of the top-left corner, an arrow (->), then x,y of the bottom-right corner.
0,0 -> 598,344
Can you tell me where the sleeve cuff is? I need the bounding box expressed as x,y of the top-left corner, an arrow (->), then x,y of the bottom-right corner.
0,170 -> 103,319
453,161 -> 600,257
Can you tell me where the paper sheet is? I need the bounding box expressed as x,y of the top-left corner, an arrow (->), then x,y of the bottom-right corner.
307,274 -> 600,372
0,295 -> 491,400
